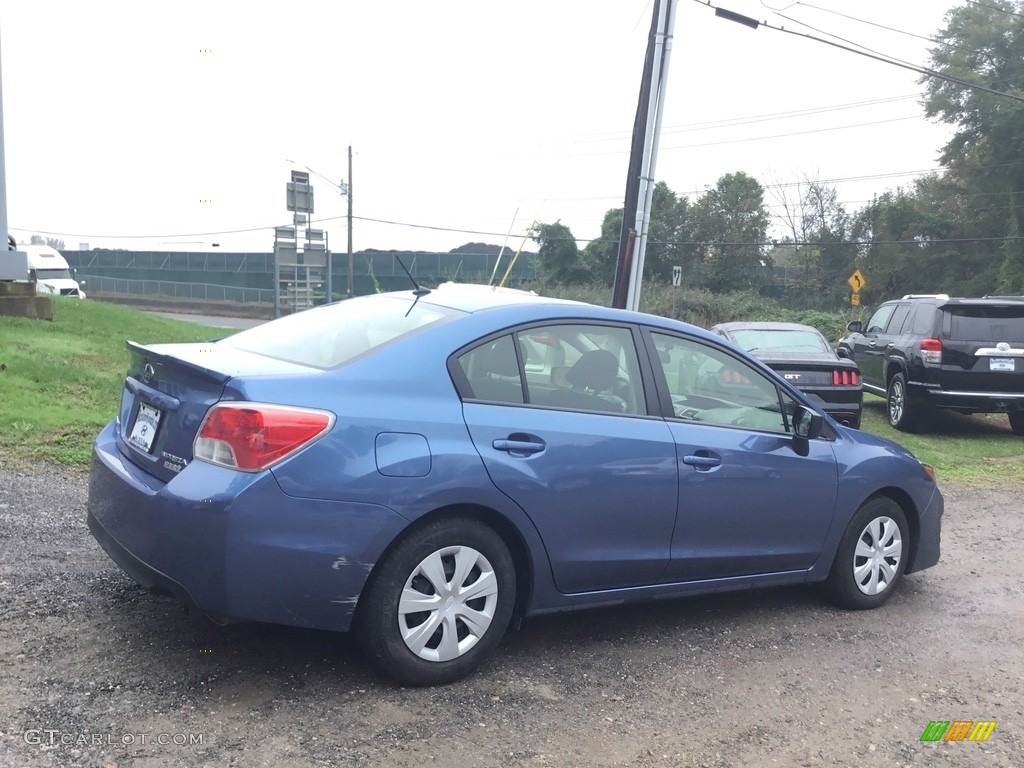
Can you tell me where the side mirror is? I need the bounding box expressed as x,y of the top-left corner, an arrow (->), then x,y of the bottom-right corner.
793,405 -> 823,441
846,320 -> 862,334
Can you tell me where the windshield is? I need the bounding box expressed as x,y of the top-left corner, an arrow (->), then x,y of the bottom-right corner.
729,328 -> 831,354
34,268 -> 73,280
220,295 -> 457,368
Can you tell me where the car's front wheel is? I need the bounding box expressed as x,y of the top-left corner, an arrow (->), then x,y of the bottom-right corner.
355,516 -> 516,686
825,497 -> 909,610
1009,412 -> 1024,436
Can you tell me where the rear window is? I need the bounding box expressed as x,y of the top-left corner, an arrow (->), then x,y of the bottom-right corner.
729,328 -> 831,354
220,296 -> 456,368
944,306 -> 1024,343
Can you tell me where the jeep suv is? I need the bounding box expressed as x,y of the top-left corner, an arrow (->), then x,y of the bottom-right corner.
838,294 -> 1024,434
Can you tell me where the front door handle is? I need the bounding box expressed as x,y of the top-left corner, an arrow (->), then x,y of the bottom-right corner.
492,438 -> 546,455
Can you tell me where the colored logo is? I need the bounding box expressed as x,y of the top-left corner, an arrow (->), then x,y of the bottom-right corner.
920,720 -> 996,742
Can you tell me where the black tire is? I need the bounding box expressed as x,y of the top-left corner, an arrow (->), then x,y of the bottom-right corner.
825,496 -> 909,610
886,372 -> 920,431
355,516 -> 516,686
1009,412 -> 1024,436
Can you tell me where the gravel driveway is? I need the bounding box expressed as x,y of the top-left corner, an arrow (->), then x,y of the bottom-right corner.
1,467 -> 1021,768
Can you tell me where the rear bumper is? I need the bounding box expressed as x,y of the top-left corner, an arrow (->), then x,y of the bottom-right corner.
802,390 -> 863,428
87,421 -> 410,632
919,388 -> 1024,414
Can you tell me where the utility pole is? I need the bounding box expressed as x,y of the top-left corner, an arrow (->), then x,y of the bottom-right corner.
347,145 -> 354,297
611,0 -> 678,311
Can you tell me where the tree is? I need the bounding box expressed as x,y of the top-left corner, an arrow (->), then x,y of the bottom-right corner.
533,221 -> 584,284
923,0 -> 1024,292
579,181 -> 694,289
29,234 -> 65,250
771,177 -> 856,306
691,172 -> 771,292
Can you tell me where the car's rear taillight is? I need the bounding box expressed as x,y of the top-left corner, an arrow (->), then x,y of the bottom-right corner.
832,369 -> 860,386
194,403 -> 334,471
920,338 -> 942,365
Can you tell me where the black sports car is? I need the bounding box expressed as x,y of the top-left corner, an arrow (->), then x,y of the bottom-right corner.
710,321 -> 863,429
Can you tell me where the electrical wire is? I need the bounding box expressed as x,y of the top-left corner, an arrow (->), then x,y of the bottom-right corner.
765,1 -> 986,55
692,0 -> 1024,104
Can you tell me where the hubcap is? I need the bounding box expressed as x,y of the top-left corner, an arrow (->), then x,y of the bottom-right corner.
398,545 -> 499,662
889,380 -> 904,424
853,516 -> 903,595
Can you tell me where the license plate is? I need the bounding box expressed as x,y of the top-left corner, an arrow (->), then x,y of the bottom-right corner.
990,358 -> 1015,372
128,403 -> 162,453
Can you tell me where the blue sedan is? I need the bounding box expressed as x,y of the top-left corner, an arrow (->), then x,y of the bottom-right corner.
88,283 -> 942,685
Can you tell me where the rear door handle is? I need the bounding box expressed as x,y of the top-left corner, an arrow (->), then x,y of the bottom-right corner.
492,438 -> 546,455
682,454 -> 722,470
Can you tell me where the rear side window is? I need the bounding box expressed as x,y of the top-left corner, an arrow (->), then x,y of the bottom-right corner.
458,335 -> 525,404
911,305 -> 936,335
944,306 -> 1024,342
220,296 -> 454,368
886,304 -> 912,334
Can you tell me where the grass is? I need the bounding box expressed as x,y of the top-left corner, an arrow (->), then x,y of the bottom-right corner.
1,297 -> 1021,487
859,394 -> 1024,488
0,299 -> 231,469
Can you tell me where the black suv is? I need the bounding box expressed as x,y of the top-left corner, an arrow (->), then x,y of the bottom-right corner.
838,294 -> 1024,434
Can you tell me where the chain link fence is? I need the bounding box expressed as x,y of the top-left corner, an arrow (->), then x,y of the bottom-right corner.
84,275 -> 274,304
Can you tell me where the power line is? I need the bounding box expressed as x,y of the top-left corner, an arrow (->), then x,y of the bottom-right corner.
695,0 -> 1024,104
766,1 -> 986,55
569,93 -> 920,143
660,115 -> 923,151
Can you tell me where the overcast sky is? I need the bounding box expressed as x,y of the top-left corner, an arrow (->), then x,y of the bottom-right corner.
1,0 -> 960,254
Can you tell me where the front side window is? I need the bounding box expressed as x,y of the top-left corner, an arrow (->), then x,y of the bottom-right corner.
865,304 -> 896,334
651,332 -> 794,434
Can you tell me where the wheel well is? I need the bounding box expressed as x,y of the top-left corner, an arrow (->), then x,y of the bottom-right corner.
869,488 -> 920,569
372,504 -> 534,620
884,364 -> 904,387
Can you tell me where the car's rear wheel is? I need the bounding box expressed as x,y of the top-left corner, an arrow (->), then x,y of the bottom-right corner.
887,373 -> 921,431
1009,412 -> 1024,436
355,516 -> 516,686
825,497 -> 908,610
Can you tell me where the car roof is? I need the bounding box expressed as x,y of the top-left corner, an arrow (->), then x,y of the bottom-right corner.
389,282 -> 584,313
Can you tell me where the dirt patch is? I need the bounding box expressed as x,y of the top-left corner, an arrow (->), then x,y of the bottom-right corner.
1,470 -> 1021,767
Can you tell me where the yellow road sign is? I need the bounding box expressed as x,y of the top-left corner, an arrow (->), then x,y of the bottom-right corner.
848,269 -> 866,293
851,293 -> 861,307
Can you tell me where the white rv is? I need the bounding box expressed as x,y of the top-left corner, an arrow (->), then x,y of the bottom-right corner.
21,245 -> 87,298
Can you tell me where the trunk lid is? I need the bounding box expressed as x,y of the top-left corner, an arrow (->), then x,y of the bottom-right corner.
937,305 -> 1024,392
118,341 -> 314,482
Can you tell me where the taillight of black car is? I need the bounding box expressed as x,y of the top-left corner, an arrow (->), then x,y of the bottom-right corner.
194,403 -> 335,472
832,369 -> 860,387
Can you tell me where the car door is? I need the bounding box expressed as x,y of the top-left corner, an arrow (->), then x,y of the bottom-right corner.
455,324 -> 678,594
851,302 -> 902,387
646,330 -> 840,581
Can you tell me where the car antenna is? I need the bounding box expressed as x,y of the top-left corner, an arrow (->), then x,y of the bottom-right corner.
395,256 -> 431,316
